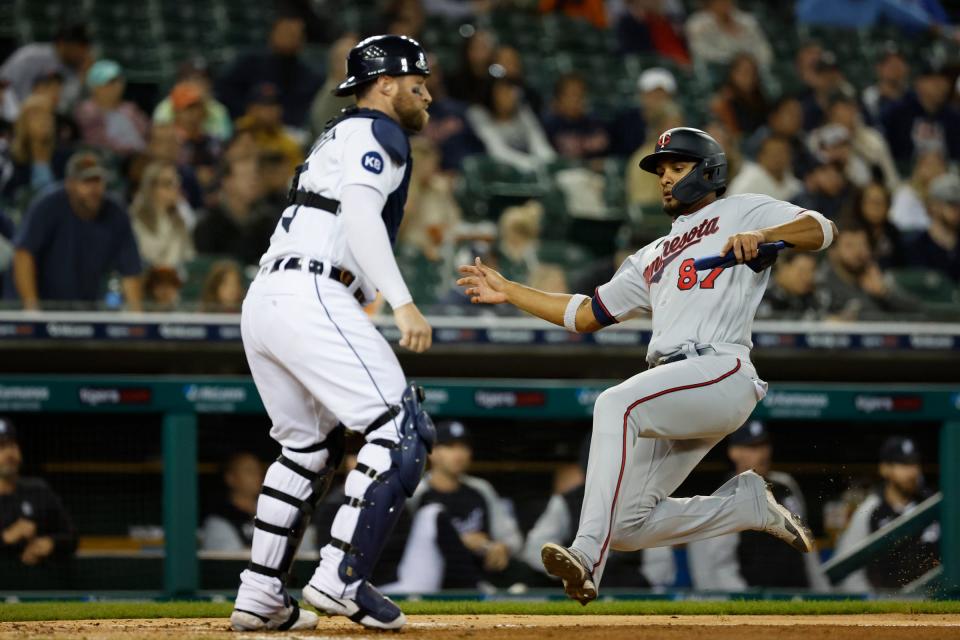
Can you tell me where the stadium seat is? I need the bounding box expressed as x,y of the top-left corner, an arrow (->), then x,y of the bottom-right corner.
890,268 -> 960,305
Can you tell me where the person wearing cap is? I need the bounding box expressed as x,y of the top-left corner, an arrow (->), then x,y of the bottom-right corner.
0,418 -> 78,571
882,61 -> 960,163
0,23 -> 92,111
904,173 -> 960,281
688,420 -> 826,591
169,82 -> 223,191
407,421 -> 525,582
614,66 -> 679,160
834,436 -> 940,591
234,83 -> 303,179
862,45 -> 911,126
542,73 -> 611,160
5,151 -> 143,310
74,60 -> 149,157
684,0 -> 772,69
152,58 -> 232,142
215,14 -> 322,129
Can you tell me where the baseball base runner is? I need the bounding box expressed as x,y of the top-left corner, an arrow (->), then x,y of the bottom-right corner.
458,127 -> 838,604
231,35 -> 436,632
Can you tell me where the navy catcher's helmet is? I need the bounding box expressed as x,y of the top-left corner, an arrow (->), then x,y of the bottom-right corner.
335,35 -> 430,97
639,127 -> 728,204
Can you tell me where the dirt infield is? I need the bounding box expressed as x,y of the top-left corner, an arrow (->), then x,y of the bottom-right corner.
3,614 -> 960,640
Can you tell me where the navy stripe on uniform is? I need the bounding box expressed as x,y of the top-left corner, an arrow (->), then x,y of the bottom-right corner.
591,290 -> 618,326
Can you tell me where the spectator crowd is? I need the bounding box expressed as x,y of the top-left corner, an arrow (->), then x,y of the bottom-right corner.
0,1 -> 956,318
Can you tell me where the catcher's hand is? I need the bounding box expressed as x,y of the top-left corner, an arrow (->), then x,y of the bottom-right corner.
457,257 -> 509,304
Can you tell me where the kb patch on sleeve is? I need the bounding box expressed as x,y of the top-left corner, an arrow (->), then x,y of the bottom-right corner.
361,151 -> 384,174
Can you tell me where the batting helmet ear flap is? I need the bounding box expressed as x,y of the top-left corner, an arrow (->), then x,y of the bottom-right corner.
670,152 -> 728,204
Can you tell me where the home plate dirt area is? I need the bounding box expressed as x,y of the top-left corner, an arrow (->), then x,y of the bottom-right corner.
3,615 -> 960,640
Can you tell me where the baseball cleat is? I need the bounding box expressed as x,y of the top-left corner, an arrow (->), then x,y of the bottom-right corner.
302,581 -> 406,630
541,543 -> 597,605
230,599 -> 318,631
763,485 -> 814,553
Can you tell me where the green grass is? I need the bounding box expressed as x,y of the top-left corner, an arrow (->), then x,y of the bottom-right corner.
2,600 -> 960,622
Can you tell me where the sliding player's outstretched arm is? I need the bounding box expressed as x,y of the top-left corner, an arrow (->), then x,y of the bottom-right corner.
457,258 -> 603,333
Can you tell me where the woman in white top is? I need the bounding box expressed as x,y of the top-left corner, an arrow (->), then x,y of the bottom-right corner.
465,77 -> 556,173
130,160 -> 196,269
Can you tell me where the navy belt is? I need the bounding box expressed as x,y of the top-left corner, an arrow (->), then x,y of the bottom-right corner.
652,345 -> 717,368
259,256 -> 366,305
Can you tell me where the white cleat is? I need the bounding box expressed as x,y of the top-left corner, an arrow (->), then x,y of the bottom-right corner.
763,485 -> 815,553
302,581 -> 406,630
230,599 -> 319,632
540,543 -> 597,605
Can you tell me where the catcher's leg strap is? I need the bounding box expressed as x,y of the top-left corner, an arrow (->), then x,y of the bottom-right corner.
247,426 -> 346,583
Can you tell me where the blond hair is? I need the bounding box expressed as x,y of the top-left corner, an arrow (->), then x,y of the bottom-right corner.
11,95 -> 54,164
130,161 -> 184,234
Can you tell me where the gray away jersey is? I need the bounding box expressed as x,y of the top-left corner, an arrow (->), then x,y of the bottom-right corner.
594,193 -> 810,363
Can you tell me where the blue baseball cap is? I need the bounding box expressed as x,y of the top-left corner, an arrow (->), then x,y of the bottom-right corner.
436,420 -> 471,446
728,420 -> 769,447
87,60 -> 123,88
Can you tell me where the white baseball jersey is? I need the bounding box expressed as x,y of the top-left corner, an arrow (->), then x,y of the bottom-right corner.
593,193 -> 809,363
259,118 -> 407,302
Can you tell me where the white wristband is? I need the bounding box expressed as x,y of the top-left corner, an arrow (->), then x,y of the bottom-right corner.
564,294 -> 588,333
801,210 -> 834,251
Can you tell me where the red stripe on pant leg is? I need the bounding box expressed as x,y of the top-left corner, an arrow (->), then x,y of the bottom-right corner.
592,358 -> 742,572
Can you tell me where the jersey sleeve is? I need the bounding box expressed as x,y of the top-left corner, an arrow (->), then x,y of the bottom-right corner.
592,250 -> 652,326
338,125 -> 404,198
737,193 -> 810,231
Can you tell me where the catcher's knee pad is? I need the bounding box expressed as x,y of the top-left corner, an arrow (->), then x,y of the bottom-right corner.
333,383 -> 435,582
248,425 -> 346,584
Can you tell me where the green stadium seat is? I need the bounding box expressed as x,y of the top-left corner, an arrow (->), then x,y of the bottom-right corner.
890,268 -> 960,305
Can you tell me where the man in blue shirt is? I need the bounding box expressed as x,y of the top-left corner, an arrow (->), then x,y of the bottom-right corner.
882,62 -> 960,163
8,152 -> 142,310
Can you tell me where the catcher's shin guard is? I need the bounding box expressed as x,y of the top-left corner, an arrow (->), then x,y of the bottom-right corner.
332,383 -> 435,582
247,426 -> 346,584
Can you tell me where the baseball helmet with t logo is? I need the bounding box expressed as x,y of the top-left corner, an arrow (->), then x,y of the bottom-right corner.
639,127 -> 728,204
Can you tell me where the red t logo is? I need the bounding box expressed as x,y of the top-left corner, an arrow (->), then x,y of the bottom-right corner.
657,132 -> 671,149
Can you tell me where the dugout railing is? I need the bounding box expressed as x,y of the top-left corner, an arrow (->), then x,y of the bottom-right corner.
0,375 -> 957,598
